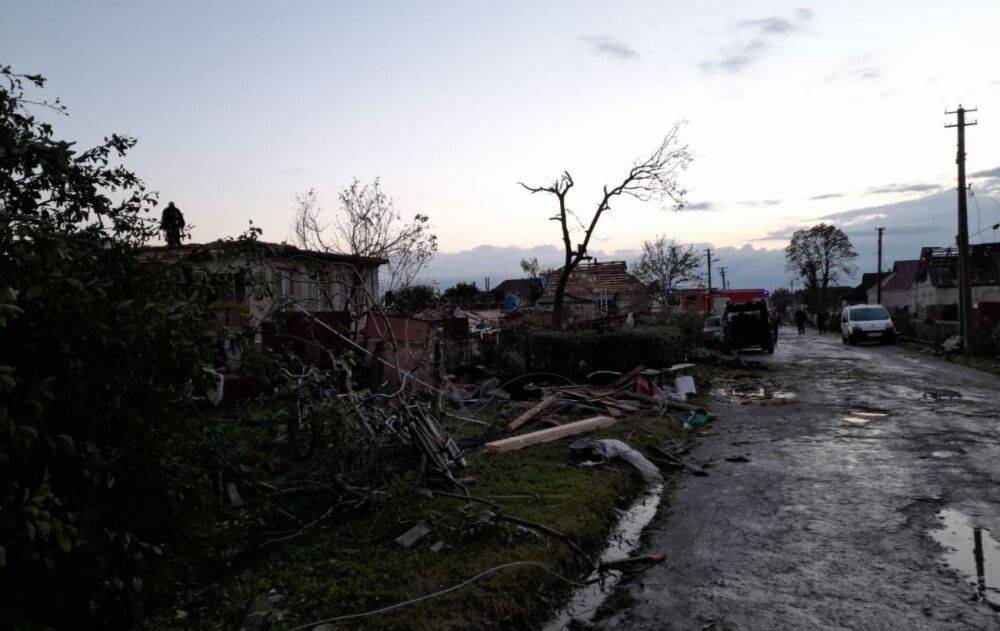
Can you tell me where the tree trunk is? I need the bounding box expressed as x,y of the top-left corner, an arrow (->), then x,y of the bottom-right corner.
551,265 -> 573,329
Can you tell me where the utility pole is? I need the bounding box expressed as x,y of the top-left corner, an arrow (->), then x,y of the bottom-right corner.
704,248 -> 713,290
704,248 -> 714,312
718,266 -> 728,290
945,105 -> 977,346
876,227 -> 885,304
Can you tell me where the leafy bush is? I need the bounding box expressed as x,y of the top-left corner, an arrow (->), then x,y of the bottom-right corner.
0,65 -> 240,626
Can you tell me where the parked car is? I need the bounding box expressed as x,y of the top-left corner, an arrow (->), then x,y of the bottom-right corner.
702,315 -> 723,346
722,300 -> 775,353
840,304 -> 895,345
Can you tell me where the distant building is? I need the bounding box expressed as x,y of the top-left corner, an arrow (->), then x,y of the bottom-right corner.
491,278 -> 542,310
866,260 -> 920,314
910,244 -> 1000,319
843,273 -> 881,306
536,261 -> 653,320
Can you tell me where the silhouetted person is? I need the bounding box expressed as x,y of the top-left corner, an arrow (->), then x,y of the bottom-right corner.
161,201 -> 185,248
794,309 -> 807,334
817,310 -> 828,334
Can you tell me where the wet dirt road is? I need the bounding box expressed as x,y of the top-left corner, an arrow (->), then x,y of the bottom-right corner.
611,331 -> 1000,630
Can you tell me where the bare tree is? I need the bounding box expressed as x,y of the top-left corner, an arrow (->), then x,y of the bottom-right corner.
633,236 -> 703,305
520,124 -> 692,327
292,179 -> 438,299
785,223 -> 857,310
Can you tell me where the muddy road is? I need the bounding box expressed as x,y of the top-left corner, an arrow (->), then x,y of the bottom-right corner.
610,331 -> 1000,630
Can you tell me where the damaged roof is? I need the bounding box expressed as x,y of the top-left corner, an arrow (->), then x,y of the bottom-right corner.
916,243 -> 1000,287
880,260 -> 921,291
541,261 -> 649,298
137,241 -> 389,266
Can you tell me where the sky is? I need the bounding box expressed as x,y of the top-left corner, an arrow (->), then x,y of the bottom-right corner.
4,0 -> 1000,290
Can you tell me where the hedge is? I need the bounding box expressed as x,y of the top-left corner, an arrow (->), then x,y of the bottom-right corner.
523,326 -> 692,378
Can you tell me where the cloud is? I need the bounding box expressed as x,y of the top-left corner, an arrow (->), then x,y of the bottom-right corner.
749,230 -> 793,242
698,40 -> 768,74
679,201 -> 716,211
808,192 -> 843,200
865,182 -> 942,195
970,166 -> 1000,180
764,189 -> 968,278
700,8 -> 813,74
579,36 -> 638,60
281,167 -> 306,174
823,56 -> 883,85
739,199 -> 783,207
737,17 -> 799,35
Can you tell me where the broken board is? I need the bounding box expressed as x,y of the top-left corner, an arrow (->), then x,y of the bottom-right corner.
484,416 -> 616,454
507,395 -> 557,431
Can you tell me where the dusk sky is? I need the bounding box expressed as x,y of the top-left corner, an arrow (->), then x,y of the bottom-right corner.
5,0 -> 1000,288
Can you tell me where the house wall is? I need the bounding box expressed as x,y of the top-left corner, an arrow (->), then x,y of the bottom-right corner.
973,285 -> 1000,306
910,279 -> 957,318
249,259 -> 380,330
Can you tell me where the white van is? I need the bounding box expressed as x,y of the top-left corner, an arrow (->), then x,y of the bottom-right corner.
840,305 -> 895,345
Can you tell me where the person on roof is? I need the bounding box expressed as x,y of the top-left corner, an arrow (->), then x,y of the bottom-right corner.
161,201 -> 185,248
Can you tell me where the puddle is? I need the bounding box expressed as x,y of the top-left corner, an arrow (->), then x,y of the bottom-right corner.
930,450 -> 965,459
924,388 -> 963,401
929,508 -> 1000,609
710,385 -> 796,405
842,416 -> 873,426
841,411 -> 889,427
545,483 -> 663,630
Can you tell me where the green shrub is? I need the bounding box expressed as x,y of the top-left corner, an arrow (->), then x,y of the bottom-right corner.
0,65 -> 253,627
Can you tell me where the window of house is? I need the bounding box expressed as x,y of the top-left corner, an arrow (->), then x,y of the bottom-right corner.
274,270 -> 294,298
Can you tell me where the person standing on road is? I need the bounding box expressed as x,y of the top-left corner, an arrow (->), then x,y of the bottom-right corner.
816,310 -> 828,335
794,308 -> 807,334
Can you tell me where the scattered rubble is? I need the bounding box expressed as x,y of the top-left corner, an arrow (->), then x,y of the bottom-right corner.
569,438 -> 664,483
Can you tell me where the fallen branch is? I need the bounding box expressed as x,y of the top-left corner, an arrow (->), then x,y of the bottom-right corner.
428,490 -> 594,567
498,514 -> 593,567
598,553 -> 665,572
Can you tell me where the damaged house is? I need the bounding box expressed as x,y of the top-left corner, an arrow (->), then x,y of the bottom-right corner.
866,260 -> 920,315
137,240 -> 387,339
536,261 -> 653,321
910,243 -> 1000,319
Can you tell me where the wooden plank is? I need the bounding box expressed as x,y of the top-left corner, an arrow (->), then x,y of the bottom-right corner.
484,416 -> 616,454
395,523 -> 431,548
507,395 -> 557,432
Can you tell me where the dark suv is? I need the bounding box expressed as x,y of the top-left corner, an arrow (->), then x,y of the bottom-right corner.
722,300 -> 775,354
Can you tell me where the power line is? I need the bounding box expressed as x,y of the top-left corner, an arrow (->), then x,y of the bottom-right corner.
971,186 -> 983,243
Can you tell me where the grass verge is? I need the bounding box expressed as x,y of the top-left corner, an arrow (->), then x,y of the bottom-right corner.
144,405 -> 690,630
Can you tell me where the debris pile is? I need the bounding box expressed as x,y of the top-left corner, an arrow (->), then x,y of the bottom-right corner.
470,364 -> 712,449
